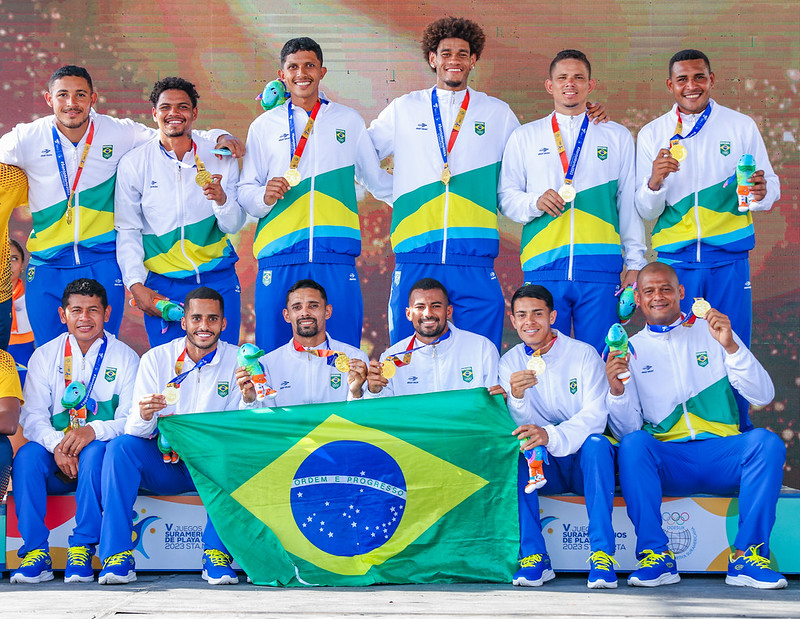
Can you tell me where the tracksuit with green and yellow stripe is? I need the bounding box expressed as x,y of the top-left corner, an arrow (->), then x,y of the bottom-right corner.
114,135 -> 245,346
499,112 -> 646,353
238,97 -> 392,352
607,319 -> 784,559
368,87 -> 520,350
0,110 -> 226,344
634,100 -> 780,350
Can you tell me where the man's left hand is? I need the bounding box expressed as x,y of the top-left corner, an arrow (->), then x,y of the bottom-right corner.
621,269 -> 638,289
705,308 -> 738,354
512,424 -> 549,451
202,174 -> 227,206
488,384 -> 506,400
59,426 -> 96,458
586,101 -> 609,124
215,134 -> 245,159
748,170 -> 767,202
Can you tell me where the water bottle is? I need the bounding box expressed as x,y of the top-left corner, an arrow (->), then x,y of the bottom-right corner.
736,154 -> 756,212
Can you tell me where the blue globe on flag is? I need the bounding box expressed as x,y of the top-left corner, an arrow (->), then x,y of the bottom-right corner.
290,440 -> 407,557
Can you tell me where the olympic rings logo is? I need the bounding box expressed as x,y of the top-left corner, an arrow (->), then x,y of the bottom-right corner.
662,511 -> 690,525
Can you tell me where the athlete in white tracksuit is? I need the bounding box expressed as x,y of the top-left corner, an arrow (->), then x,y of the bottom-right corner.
100,335 -> 243,582
361,322 -> 498,398
606,261 -> 785,588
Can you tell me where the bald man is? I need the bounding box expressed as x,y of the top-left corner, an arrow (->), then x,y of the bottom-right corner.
605,262 -> 785,589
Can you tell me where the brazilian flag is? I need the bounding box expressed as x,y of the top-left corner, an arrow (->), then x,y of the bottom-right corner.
159,388 -> 519,586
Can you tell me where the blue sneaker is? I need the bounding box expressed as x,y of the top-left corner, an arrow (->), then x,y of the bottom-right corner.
202,549 -> 239,585
512,553 -> 555,587
10,549 -> 54,584
64,545 -> 95,583
587,550 -> 619,589
627,549 -> 680,587
98,551 -> 136,585
725,545 -> 787,589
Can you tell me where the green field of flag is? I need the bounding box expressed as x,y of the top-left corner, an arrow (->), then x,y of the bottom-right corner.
159,388 -> 520,586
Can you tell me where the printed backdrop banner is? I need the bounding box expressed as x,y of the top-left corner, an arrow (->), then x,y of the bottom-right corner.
159,388 -> 519,586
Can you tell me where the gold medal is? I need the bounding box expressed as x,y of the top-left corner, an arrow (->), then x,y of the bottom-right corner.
441,165 -> 451,186
692,297 -> 711,319
334,353 -> 350,373
670,143 -> 687,162
526,355 -> 547,375
381,361 -> 397,379
66,207 -> 73,225
163,384 -> 180,405
558,184 -> 576,202
195,170 -> 213,187
283,168 -> 301,187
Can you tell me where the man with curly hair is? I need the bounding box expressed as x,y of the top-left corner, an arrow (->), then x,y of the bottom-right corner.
115,77 -> 246,346
369,18 -> 605,351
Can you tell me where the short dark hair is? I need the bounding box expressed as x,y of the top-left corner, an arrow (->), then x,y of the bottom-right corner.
549,49 -> 592,79
62,278 -> 108,309
421,17 -> 486,62
149,77 -> 199,108
48,65 -> 93,92
286,279 -> 328,305
280,37 -> 323,66
511,284 -> 554,313
184,286 -> 224,314
408,278 -> 450,305
9,239 -> 24,260
668,49 -> 711,76
636,261 -> 680,287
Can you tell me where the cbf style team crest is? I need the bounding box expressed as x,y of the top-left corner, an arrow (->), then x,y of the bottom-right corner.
597,146 -> 608,161
331,374 -> 342,389
104,367 -> 117,382
336,129 -> 346,143
217,382 -> 229,397
569,378 -> 578,395
102,145 -> 113,159
696,351 -> 709,367
720,141 -> 731,156
461,367 -> 474,383
262,270 -> 272,287
474,121 -> 485,136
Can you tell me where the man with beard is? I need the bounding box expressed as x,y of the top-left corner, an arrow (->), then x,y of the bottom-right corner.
237,279 -> 368,406
0,65 -> 243,345
115,77 -> 245,346
98,287 -> 244,586
357,278 -> 500,398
